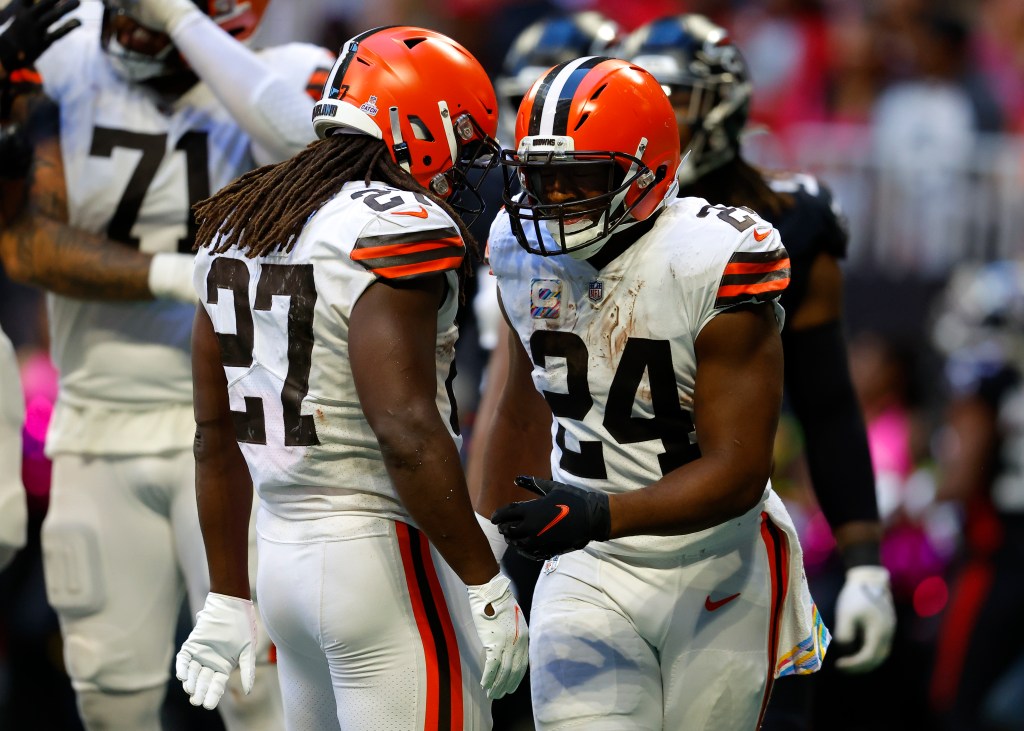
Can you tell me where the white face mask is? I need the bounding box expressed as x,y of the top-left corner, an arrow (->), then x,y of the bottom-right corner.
544,212 -> 612,260
105,36 -> 176,82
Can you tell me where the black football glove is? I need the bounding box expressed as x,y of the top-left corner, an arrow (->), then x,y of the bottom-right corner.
0,0 -> 81,74
490,476 -> 611,561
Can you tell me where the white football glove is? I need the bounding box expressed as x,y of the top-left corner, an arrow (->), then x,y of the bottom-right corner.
466,573 -> 528,700
833,565 -> 896,673
175,593 -> 257,710
148,252 -> 199,304
131,0 -> 200,35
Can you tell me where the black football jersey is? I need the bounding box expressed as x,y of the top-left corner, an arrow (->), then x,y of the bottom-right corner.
761,173 -> 849,316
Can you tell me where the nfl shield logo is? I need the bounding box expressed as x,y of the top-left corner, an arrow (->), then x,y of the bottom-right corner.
588,280 -> 604,302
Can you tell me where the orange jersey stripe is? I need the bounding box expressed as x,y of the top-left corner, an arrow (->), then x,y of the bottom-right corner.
305,67 -> 332,100
349,237 -> 463,262
9,69 -> 42,85
724,257 -> 792,276
717,278 -> 791,298
374,256 -> 465,280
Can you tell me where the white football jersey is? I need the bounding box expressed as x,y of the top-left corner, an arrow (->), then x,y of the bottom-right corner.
488,196 -> 790,557
34,21 -> 335,456
194,181 -> 465,530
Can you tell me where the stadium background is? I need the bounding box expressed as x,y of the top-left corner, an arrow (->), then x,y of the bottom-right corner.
1,0 -> 1021,728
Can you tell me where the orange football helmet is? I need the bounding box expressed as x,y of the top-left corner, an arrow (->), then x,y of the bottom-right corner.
313,26 -> 501,219
501,56 -> 680,258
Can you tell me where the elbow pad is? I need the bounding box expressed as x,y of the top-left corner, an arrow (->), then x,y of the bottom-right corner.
249,74 -> 317,159
783,320 -> 880,527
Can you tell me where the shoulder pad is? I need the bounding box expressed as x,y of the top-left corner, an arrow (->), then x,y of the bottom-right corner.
349,188 -> 465,280
715,222 -> 790,310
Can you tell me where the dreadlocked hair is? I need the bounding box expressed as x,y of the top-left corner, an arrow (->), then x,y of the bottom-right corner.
193,135 -> 480,298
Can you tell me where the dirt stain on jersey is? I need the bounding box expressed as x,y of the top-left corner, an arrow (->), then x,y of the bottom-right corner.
598,281 -> 645,366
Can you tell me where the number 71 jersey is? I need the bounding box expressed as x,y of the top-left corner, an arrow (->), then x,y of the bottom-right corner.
487,196 -> 790,555
193,181 -> 464,526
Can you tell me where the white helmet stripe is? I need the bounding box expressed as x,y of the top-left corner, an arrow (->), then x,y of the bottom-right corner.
536,56 -> 597,136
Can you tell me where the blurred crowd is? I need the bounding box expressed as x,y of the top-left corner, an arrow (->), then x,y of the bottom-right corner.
2,0 -> 1024,729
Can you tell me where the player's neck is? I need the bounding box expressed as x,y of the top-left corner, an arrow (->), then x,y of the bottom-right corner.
584,209 -> 662,271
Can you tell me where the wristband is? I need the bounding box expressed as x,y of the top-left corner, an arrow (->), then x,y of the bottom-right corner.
148,252 -> 199,304
841,540 -> 882,569
475,511 -> 507,562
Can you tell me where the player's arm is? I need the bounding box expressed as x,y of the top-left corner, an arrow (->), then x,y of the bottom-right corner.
176,305 -> 260,711
0,94 -> 194,302
474,299 -> 553,518
191,305 -> 252,599
935,392 -> 996,504
783,253 -> 882,554
492,303 -> 784,557
352,272 -> 530,700
350,273 -> 500,587
131,0 -> 328,163
609,302 -> 784,536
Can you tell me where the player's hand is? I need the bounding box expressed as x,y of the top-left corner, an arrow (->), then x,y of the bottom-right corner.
0,0 -> 81,73
465,573 -> 529,700
131,0 -> 200,35
491,476 -> 611,561
833,565 -> 896,673
175,593 -> 257,710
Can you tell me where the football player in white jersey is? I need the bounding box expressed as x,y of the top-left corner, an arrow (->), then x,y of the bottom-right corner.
0,1 -> 335,729
477,57 -> 830,730
620,14 -> 897,729
177,26 -> 528,731
0,328 -> 27,572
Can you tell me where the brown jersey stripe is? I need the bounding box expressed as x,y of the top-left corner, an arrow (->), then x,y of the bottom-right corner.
757,514 -> 790,728
724,257 -> 792,276
718,277 -> 790,299
373,255 -> 465,280
728,249 -> 789,264
720,268 -> 791,288
355,226 -> 462,250
396,523 -> 463,730
351,239 -> 465,274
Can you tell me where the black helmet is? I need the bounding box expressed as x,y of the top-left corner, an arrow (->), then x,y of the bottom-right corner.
619,14 -> 752,184
495,11 -> 620,145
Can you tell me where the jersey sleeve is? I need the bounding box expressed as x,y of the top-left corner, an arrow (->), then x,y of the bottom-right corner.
257,42 -> 337,100
714,225 -> 791,311
350,193 -> 465,281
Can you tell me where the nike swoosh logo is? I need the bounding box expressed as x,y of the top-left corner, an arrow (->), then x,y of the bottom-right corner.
391,205 -> 428,218
537,504 -> 570,536
705,592 -> 741,611
753,227 -> 772,242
